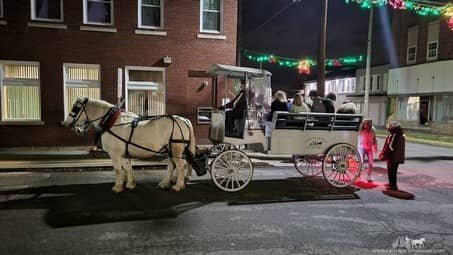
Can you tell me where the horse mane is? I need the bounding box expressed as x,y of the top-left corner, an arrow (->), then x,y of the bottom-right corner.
88,98 -> 115,109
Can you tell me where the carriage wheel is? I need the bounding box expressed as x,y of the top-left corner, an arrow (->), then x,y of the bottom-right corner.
322,143 -> 362,188
210,150 -> 253,192
294,155 -> 322,177
209,143 -> 238,157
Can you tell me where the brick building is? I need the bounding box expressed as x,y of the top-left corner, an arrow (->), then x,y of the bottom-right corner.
0,0 -> 237,148
388,9 -> 453,134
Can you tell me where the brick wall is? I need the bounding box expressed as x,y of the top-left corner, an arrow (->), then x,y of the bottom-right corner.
392,10 -> 453,68
0,0 -> 237,147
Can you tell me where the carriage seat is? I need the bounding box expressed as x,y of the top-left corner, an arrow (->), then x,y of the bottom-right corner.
273,112 -> 362,131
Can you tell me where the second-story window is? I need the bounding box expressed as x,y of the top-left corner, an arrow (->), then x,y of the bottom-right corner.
427,41 -> 438,61
200,0 -> 222,33
427,20 -> 439,62
406,26 -> 418,65
84,0 -> 113,25
139,0 -> 163,29
31,0 -> 63,22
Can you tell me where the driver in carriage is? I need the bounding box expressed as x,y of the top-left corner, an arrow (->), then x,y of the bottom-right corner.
218,79 -> 247,138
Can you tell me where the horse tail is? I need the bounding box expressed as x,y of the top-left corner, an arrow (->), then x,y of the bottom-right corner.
187,118 -> 196,156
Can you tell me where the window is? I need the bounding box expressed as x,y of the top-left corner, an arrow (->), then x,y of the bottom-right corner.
63,64 -> 101,118
427,41 -> 438,61
0,61 -> 41,121
407,26 -> 418,64
197,107 -> 212,124
433,95 -> 453,122
31,0 -> 63,22
200,0 -> 222,33
370,76 -> 373,91
397,96 -> 419,121
427,21 -> 439,61
138,0 -> 163,29
377,75 -> 381,90
125,66 -> 165,117
407,46 -> 417,64
0,0 -> 4,18
83,0 -> 113,25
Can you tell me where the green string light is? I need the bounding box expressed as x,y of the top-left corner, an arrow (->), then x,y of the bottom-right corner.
243,50 -> 364,74
344,0 -> 451,17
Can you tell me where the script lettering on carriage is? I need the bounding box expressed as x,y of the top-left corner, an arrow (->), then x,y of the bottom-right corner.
305,136 -> 327,149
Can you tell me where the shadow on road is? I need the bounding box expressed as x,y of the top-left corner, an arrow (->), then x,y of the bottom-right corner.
0,177 -> 359,228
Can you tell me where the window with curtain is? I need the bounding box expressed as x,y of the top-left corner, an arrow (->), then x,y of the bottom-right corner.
201,0 -> 222,32
31,0 -> 63,22
433,95 -> 453,122
126,67 -> 165,117
139,0 -> 162,28
1,62 -> 41,121
63,63 -> 101,118
84,0 -> 113,25
398,96 -> 419,121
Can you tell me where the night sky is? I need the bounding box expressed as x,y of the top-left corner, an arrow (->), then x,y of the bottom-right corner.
240,0 -> 392,92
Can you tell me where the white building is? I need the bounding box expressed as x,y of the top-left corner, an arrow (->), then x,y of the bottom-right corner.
388,59 -> 453,134
349,65 -> 390,127
304,76 -> 357,110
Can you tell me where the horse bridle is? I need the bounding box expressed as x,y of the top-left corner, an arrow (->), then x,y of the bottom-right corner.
70,98 -> 123,133
69,98 -> 103,132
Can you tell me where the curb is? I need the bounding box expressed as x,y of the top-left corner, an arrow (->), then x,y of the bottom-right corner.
376,134 -> 453,149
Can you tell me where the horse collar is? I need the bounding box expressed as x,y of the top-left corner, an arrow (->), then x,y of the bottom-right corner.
100,107 -> 123,131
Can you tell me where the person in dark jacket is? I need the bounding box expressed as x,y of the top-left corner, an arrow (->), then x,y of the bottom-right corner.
307,90 -> 326,113
323,92 -> 336,113
267,90 -> 288,121
379,121 -> 405,191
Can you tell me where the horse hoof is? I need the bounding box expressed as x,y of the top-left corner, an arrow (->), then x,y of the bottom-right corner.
171,185 -> 184,192
126,182 -> 136,190
158,181 -> 171,190
112,185 -> 124,193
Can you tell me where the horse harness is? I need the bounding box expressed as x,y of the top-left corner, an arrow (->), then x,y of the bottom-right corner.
88,107 -> 192,159
69,98 -> 207,176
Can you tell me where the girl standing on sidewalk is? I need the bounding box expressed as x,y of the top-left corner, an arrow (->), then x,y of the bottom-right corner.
358,119 -> 378,182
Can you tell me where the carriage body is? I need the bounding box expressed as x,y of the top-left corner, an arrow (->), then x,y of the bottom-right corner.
206,64 -> 363,192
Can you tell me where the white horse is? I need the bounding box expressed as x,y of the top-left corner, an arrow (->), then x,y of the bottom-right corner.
63,97 -> 197,192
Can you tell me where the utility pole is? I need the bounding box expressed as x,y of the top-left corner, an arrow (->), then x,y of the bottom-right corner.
317,0 -> 328,96
363,7 -> 374,118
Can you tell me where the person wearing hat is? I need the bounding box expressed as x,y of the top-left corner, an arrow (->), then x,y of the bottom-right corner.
379,121 -> 406,191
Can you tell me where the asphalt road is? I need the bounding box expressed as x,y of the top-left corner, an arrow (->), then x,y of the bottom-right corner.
0,156 -> 452,255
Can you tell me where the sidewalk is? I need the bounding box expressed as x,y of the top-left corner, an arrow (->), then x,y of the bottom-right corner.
1,134 -> 453,172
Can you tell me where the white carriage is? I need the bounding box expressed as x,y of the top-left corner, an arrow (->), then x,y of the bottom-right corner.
205,64 -> 363,192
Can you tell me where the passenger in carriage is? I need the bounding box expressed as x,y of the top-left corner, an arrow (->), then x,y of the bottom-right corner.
289,93 -> 310,114
265,90 -> 288,138
307,90 -> 326,113
322,92 -> 337,113
336,100 -> 358,114
267,90 -> 288,121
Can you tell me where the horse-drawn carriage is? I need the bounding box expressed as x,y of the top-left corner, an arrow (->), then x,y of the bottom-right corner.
205,64 -> 363,192
64,64 -> 363,193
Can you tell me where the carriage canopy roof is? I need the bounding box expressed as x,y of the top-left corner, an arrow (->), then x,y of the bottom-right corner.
208,64 -> 272,79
